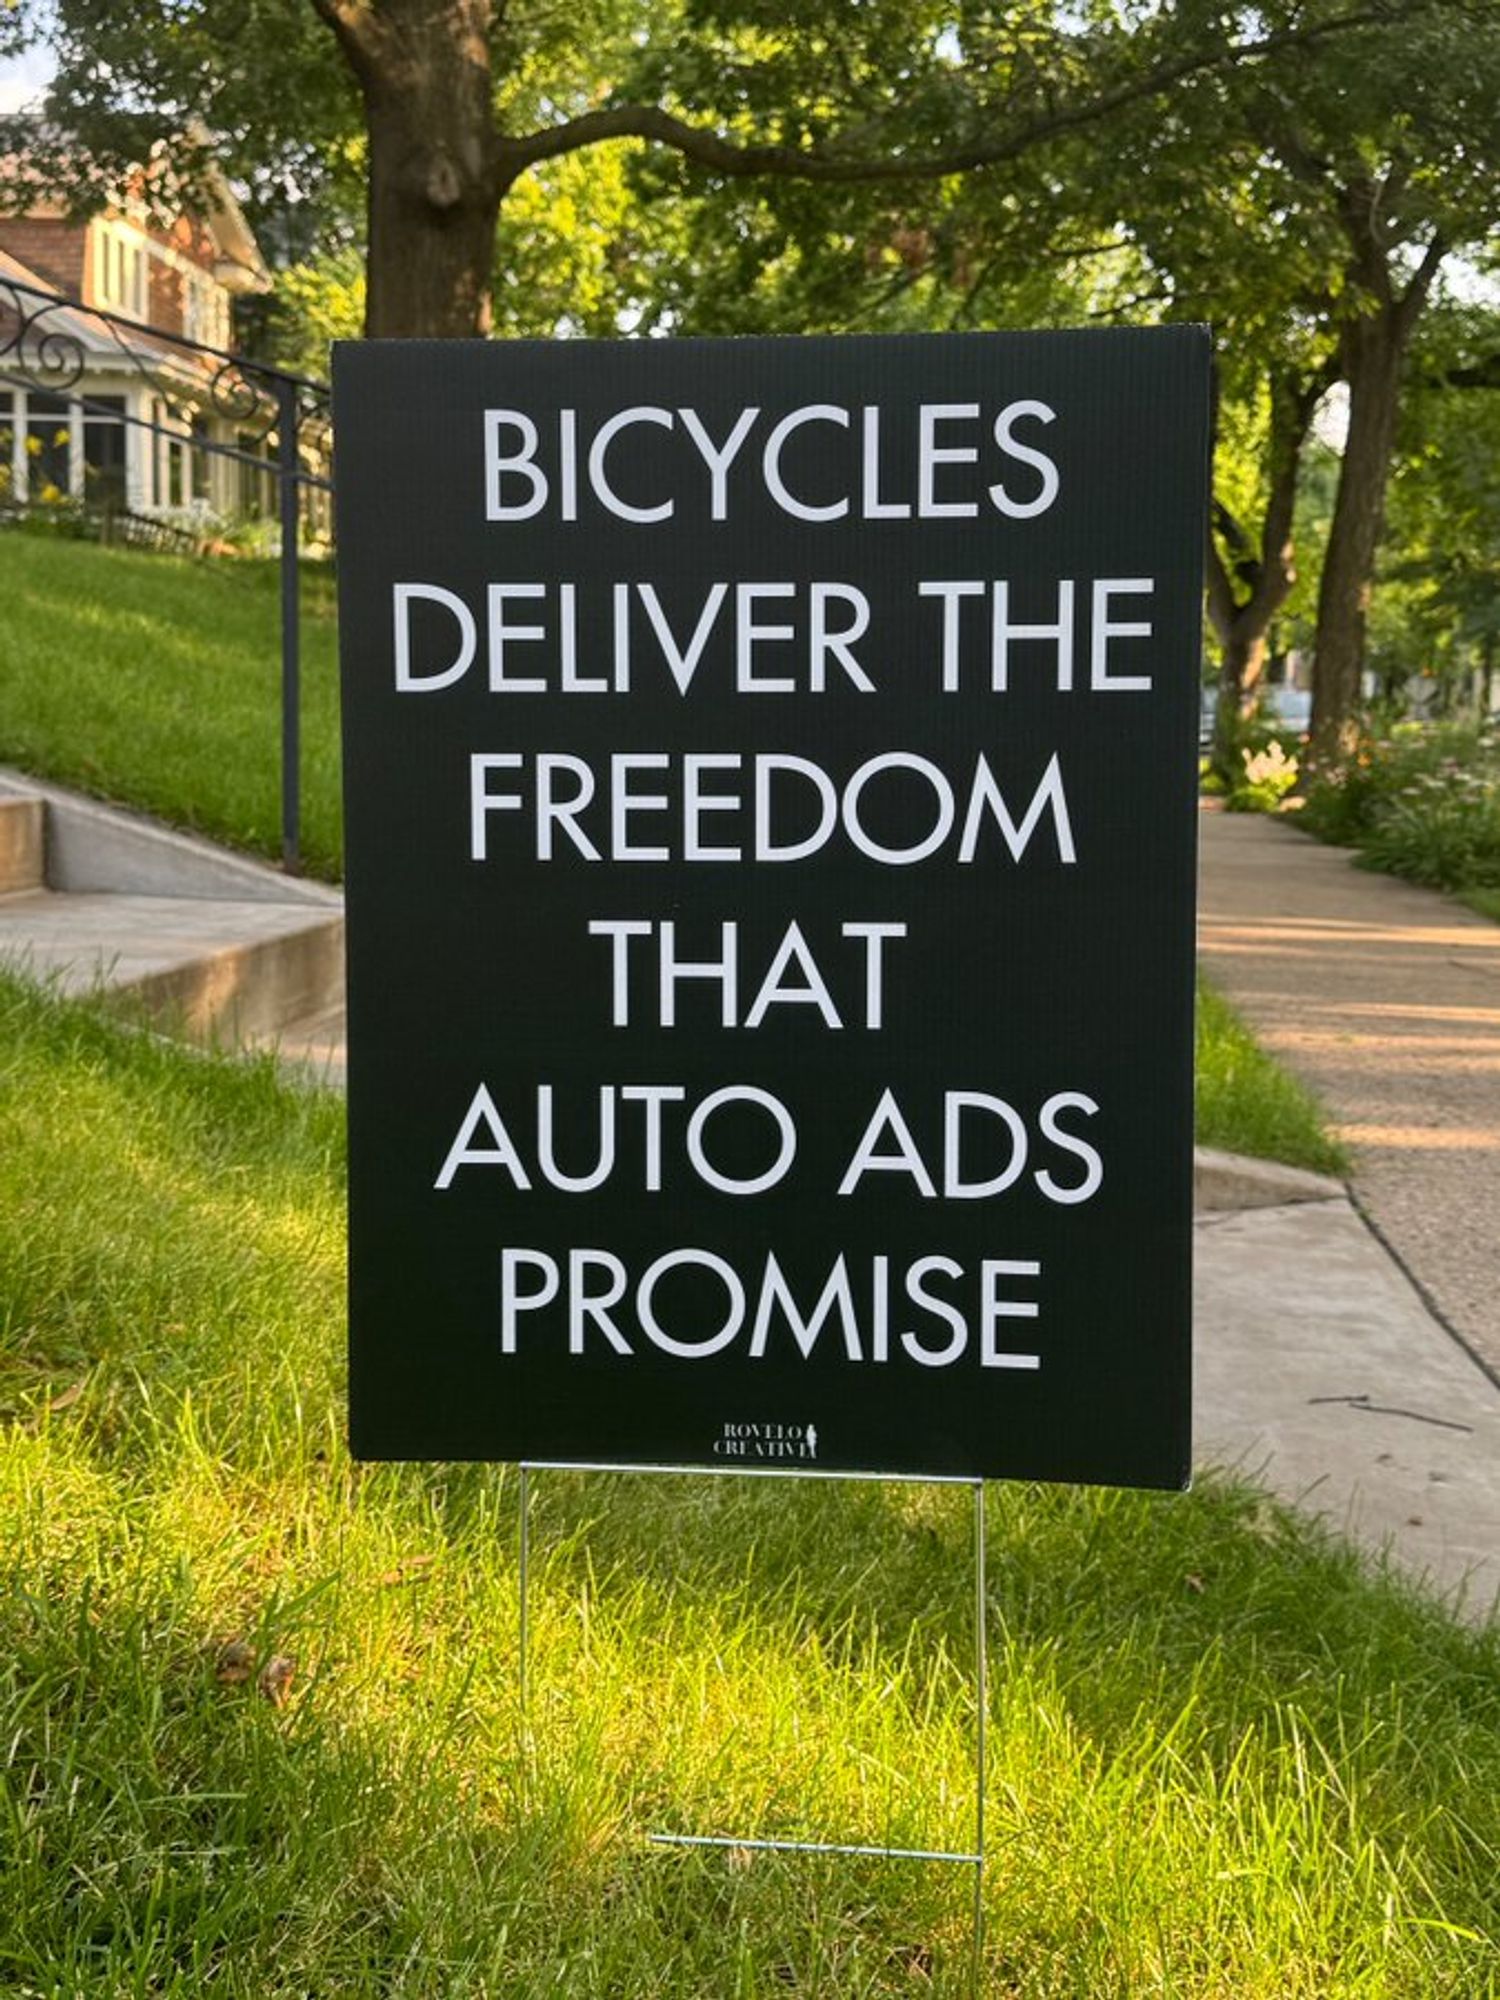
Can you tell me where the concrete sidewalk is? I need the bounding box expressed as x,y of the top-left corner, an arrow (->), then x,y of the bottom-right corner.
1195,1194 -> 1500,1619
1198,807 -> 1500,1383
2,772 -> 1497,1619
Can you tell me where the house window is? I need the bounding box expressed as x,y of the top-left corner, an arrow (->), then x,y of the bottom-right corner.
83,396 -> 128,512
190,415 -> 212,504
26,391 -> 71,503
152,397 -> 170,508
182,271 -> 231,350
94,224 -> 146,318
147,400 -> 192,511
237,431 -> 270,519
0,390 -> 13,505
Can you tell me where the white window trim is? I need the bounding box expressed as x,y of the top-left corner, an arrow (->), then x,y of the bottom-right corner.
93,220 -> 147,319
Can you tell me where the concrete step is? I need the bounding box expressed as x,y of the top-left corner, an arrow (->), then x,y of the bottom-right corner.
0,769 -> 346,1046
0,767 -> 341,907
0,888 -> 344,1045
267,1001 -> 348,1086
0,795 -> 44,894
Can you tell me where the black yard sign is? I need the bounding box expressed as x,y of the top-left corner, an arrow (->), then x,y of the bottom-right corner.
334,327 -> 1209,1486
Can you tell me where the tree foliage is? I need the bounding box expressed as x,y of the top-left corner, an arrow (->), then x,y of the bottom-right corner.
1079,0 -> 1500,754
4,0 -> 1498,755
1374,302 -> 1500,711
1,0 -> 1429,331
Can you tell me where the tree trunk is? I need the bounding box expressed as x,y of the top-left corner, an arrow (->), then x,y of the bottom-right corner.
1213,625 -> 1271,774
1205,369 -> 1314,780
1308,310 -> 1411,765
325,0 -> 505,338
1225,624 -> 1271,709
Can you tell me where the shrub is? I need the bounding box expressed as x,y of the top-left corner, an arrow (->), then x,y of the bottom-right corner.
1300,723 -> 1482,844
1301,721 -> 1500,896
1225,740 -> 1300,813
1298,752 -> 1388,844
1360,769 -> 1500,889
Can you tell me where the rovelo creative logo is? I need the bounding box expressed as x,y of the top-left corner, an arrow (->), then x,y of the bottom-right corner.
714,1420 -> 819,1463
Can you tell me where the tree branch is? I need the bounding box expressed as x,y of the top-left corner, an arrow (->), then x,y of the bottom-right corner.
1214,499 -> 1257,568
1398,231 -> 1450,331
1208,362 -> 1328,642
1205,527 -> 1238,644
1336,175 -> 1396,300
1432,352 -> 1500,389
306,0 -> 381,72
501,9 -> 1409,180
1255,109 -> 1337,194
1241,371 -> 1319,628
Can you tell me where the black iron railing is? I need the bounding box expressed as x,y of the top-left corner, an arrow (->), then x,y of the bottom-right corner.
0,273 -> 333,873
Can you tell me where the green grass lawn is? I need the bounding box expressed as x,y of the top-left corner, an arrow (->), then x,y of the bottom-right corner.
0,529 -> 343,878
1195,982 -> 1348,1176
0,970 -> 1493,1996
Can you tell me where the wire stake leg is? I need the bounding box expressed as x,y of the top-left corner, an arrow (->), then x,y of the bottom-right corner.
515,1463 -> 989,1989
518,1463 -> 531,1724
972,1477 -> 987,1996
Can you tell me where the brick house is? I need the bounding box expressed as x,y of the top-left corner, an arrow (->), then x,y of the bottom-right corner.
0,151 -> 274,523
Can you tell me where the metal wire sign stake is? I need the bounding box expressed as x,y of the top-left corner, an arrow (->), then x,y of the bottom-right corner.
517,1462 -> 989,1989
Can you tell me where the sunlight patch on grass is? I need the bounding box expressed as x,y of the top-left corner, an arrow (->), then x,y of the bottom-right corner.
0,531 -> 342,877
1196,978 -> 1348,1175
0,972 -> 1490,1992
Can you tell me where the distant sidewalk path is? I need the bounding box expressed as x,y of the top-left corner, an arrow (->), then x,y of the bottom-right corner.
1198,809 -> 1500,1380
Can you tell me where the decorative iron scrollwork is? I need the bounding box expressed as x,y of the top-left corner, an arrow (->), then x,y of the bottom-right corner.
206,362 -> 333,468
0,275 -> 331,478
0,279 -> 88,392
208,355 -> 279,442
